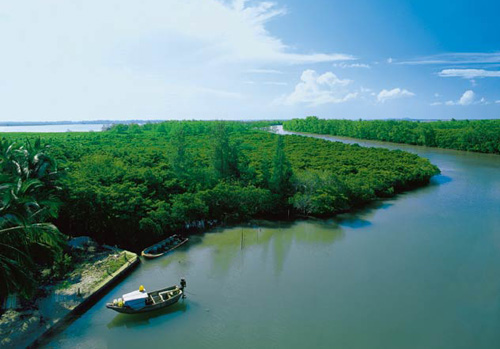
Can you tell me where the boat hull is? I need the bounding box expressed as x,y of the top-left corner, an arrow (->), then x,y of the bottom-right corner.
106,288 -> 183,314
141,237 -> 188,259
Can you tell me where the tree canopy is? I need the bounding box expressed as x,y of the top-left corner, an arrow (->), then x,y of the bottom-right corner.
283,117 -> 500,154
2,120 -> 439,253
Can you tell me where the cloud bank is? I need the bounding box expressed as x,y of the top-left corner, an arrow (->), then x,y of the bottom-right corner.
438,69 -> 500,78
398,52 -> 500,65
277,70 -> 358,106
377,88 -> 415,103
442,90 -> 487,106
0,0 -> 354,120
332,63 -> 371,69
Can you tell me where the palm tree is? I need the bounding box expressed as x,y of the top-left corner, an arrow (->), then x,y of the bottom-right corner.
0,139 -> 64,299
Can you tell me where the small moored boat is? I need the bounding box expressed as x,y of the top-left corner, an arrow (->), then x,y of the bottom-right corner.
141,234 -> 188,259
106,279 -> 187,314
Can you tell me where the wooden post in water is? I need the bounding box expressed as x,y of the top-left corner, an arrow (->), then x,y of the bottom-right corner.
240,229 -> 244,250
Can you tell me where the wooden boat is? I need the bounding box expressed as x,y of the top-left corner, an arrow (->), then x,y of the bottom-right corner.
141,234 -> 188,259
106,280 -> 186,314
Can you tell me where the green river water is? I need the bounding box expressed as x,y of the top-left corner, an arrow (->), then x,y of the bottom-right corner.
45,127 -> 500,348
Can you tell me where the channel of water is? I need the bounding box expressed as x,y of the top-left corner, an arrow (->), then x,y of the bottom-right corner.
45,126 -> 500,348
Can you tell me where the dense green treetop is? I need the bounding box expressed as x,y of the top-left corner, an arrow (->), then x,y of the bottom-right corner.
283,117 -> 500,154
2,120 -> 439,252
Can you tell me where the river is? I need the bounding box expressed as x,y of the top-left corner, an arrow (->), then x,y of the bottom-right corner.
0,124 -> 107,133
45,126 -> 500,349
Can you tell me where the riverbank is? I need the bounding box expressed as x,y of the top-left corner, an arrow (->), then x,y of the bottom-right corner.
282,117 -> 500,154
0,242 -> 139,348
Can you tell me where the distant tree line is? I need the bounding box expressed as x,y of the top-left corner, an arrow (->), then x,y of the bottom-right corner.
283,117 -> 500,154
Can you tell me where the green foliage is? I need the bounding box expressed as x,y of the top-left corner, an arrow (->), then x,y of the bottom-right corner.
270,136 -> 293,208
212,122 -> 241,180
283,116 -> 500,154
199,182 -> 274,222
170,124 -> 192,179
3,120 -> 439,253
291,171 -> 350,216
0,140 -> 64,299
52,253 -> 73,279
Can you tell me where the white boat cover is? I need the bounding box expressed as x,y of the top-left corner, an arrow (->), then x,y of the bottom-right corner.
122,290 -> 148,310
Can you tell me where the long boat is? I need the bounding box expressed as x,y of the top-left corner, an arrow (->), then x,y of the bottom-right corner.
141,234 -> 188,259
106,279 -> 186,314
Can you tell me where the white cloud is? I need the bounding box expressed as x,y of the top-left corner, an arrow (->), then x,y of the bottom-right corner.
1,0 -> 354,66
458,90 -> 475,105
387,58 -> 393,64
430,102 -> 442,106
444,90 -> 487,106
438,69 -> 500,78
398,52 -> 500,65
376,88 -> 415,103
0,0 -> 355,121
246,69 -> 284,74
277,70 -> 357,106
332,63 -> 370,69
496,100 -> 500,104
263,81 -> 288,86
444,91 -> 473,106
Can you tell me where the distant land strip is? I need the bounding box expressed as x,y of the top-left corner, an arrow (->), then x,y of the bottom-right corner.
0,119 -> 283,127
283,117 -> 500,154
0,120 -> 164,126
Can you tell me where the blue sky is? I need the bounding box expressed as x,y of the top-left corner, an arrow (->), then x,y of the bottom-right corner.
1,0 -> 499,121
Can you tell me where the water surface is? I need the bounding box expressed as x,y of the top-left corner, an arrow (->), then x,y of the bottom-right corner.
0,124 -> 107,133
46,127 -> 500,349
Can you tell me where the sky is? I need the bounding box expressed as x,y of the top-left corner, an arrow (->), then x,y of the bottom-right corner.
1,0 -> 499,121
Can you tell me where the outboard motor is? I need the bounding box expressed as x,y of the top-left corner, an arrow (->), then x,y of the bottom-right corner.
180,278 -> 187,298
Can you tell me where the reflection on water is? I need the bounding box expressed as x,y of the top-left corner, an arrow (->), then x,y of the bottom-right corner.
107,302 -> 189,329
204,220 -> 343,276
336,216 -> 372,229
158,220 -> 345,279
332,199 -> 392,229
431,174 -> 453,185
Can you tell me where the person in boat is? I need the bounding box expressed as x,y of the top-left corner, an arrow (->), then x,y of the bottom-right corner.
107,279 -> 186,313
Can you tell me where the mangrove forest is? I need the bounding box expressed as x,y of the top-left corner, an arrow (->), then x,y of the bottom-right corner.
0,120 -> 440,298
283,117 -> 500,154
